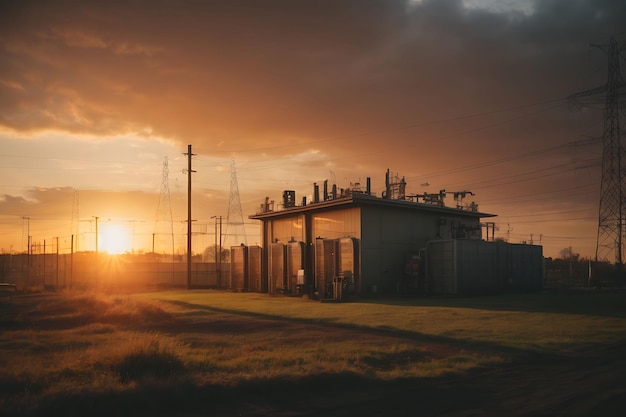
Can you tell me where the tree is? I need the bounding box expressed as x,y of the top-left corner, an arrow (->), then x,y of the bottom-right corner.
558,247 -> 579,262
202,245 -> 230,263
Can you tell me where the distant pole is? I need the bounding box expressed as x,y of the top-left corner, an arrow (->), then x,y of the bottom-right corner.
184,144 -> 196,289
212,215 -> 218,283
219,215 -> 222,287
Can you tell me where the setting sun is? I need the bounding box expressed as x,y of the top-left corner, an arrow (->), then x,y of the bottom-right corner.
99,223 -> 132,254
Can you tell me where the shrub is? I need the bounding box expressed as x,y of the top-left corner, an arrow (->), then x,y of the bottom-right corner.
110,335 -> 187,383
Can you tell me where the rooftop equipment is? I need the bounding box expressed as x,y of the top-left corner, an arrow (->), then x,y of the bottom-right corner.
282,190 -> 296,208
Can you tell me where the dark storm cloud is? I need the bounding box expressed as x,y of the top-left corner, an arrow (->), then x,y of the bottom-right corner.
1,0 -> 622,151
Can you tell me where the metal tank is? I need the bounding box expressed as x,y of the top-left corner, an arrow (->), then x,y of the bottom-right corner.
230,245 -> 248,291
315,238 -> 336,299
247,245 -> 263,293
287,241 -> 305,294
270,242 -> 286,295
337,237 -> 359,294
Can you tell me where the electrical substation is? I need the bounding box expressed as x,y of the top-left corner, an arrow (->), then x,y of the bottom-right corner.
231,169 -> 544,299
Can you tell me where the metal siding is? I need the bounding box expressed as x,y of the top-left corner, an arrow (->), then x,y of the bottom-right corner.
426,240 -> 543,294
360,247 -> 380,293
363,206 -> 433,293
312,208 -> 360,240
495,242 -> 511,291
360,208 -> 381,293
478,242 -> 497,291
510,244 -> 544,291
426,240 -> 457,294
270,216 -> 305,243
457,239 -> 498,294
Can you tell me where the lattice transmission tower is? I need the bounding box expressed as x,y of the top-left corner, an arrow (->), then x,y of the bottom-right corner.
569,36 -> 626,266
223,160 -> 248,247
154,156 -> 175,258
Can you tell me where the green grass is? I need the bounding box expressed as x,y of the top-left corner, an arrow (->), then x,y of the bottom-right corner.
142,289 -> 626,353
1,289 -> 626,416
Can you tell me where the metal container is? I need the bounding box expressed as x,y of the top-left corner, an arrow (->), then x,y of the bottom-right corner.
338,237 -> 359,294
230,245 -> 248,291
509,243 -> 544,291
425,239 -> 543,294
315,238 -> 336,299
248,245 -> 263,293
287,241 -> 305,294
270,242 -> 286,294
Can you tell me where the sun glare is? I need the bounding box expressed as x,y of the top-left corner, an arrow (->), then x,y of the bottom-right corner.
99,223 -> 132,254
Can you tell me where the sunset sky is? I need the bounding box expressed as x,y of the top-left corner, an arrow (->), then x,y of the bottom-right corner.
1,0 -> 624,259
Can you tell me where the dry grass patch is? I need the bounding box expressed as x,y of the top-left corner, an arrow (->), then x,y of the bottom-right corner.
1,290 -> 504,415
15,288 -> 626,415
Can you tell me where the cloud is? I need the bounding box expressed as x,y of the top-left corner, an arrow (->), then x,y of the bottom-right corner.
0,0 -> 624,257
2,0 -> 621,146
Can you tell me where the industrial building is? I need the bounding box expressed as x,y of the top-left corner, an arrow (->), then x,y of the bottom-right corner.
231,170 -> 543,298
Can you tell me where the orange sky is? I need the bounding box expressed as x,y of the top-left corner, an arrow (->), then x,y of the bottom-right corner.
0,0 -> 624,259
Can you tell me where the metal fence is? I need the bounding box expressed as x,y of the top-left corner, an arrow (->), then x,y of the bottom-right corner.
0,252 -> 230,291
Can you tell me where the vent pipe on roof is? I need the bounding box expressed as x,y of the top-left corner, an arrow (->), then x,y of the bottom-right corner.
332,183 -> 337,199
323,180 -> 328,201
313,183 -> 320,203
302,196 -> 307,206
366,177 -> 371,195
384,169 -> 390,199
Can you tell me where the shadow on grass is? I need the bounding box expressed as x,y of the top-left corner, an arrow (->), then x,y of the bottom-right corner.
354,288 -> 626,318
13,354 -> 626,417
12,370 -> 494,417
161,299 -> 533,358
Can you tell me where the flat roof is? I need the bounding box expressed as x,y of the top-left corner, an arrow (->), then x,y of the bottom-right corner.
249,192 -> 497,220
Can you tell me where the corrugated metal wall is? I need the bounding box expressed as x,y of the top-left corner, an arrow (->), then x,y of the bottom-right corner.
425,239 -> 544,294
359,205 -> 479,294
426,240 -> 457,293
312,208 -> 360,240
269,216 -> 305,243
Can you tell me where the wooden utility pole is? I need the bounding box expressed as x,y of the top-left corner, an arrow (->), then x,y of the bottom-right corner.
184,144 -> 196,289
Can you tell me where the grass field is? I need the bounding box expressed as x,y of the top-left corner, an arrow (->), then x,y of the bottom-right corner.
1,289 -> 626,416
